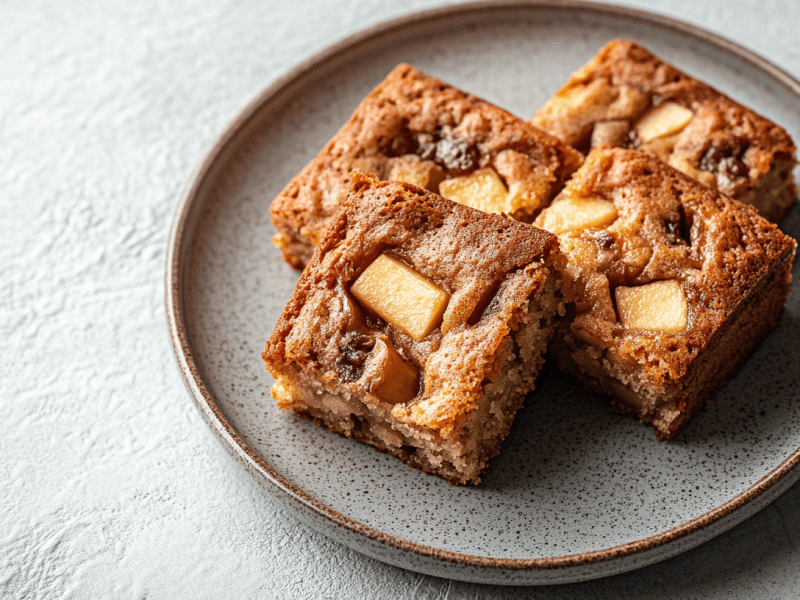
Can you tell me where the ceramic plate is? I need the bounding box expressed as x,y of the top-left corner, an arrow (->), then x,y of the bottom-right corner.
166,1 -> 800,585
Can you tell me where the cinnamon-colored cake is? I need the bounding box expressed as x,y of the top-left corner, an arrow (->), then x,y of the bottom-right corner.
271,63 -> 583,269
263,174 -> 567,484
534,148 -> 796,440
532,40 -> 797,222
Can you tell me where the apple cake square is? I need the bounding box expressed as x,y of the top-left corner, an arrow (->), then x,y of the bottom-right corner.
532,39 -> 797,222
263,174 -> 567,484
270,63 -> 582,269
534,147 -> 796,440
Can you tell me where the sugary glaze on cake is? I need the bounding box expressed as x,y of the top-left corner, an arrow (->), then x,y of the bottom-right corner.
534,148 -> 796,440
271,63 -> 583,268
532,39 -> 797,222
264,174 -> 566,484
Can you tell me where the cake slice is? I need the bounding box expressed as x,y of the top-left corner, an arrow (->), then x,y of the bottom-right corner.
532,39 -> 797,222
271,63 -> 583,268
534,148 -> 796,440
263,174 -> 567,484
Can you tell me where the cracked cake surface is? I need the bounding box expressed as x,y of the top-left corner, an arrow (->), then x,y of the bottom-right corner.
271,63 -> 583,269
263,174 -> 566,484
534,147 -> 796,440
532,39 -> 797,222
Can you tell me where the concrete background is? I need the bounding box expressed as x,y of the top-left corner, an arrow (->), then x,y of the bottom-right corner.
2,0 -> 799,597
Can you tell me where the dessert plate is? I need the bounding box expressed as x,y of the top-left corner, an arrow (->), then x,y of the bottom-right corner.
166,1 -> 800,585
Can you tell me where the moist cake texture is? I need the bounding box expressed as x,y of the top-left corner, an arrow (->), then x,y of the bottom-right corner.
534,148 -> 796,440
271,63 -> 583,268
263,174 -> 566,484
532,39 -> 797,222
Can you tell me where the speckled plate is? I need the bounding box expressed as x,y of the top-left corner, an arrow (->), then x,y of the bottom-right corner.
166,0 -> 800,585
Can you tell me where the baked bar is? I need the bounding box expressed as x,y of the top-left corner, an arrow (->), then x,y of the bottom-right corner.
271,63 -> 583,268
263,174 -> 566,484
532,39 -> 797,222
534,148 -> 796,440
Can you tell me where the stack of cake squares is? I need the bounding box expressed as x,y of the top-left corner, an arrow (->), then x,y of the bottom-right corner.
263,41 -> 797,485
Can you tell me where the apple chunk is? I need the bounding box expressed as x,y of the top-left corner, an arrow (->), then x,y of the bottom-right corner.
615,279 -> 688,333
351,254 -> 450,340
370,339 -> 420,405
536,196 -> 618,235
388,155 -> 446,193
438,167 -> 510,214
635,101 -> 693,143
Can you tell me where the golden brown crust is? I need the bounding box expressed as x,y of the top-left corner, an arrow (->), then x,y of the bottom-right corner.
271,63 -> 583,268
265,174 -> 561,437
532,40 -> 797,221
536,148 -> 796,439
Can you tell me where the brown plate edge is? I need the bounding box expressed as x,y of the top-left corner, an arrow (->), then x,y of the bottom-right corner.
164,0 -> 800,581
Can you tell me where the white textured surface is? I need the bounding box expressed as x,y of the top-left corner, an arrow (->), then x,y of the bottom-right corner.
2,0 -> 800,598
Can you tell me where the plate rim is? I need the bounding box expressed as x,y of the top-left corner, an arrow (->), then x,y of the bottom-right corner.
165,0 -> 800,575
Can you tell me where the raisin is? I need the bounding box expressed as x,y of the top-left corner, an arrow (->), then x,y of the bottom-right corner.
699,143 -> 748,180
336,332 -> 375,382
415,133 -> 437,161
434,135 -> 479,175
699,145 -> 722,172
721,156 -> 748,178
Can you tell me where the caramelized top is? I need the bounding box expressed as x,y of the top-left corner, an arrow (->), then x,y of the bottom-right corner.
264,174 -> 562,437
535,148 -> 795,389
271,63 -> 583,267
532,40 -> 797,217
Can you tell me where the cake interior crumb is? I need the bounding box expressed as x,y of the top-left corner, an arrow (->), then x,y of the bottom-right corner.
271,278 -> 564,485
